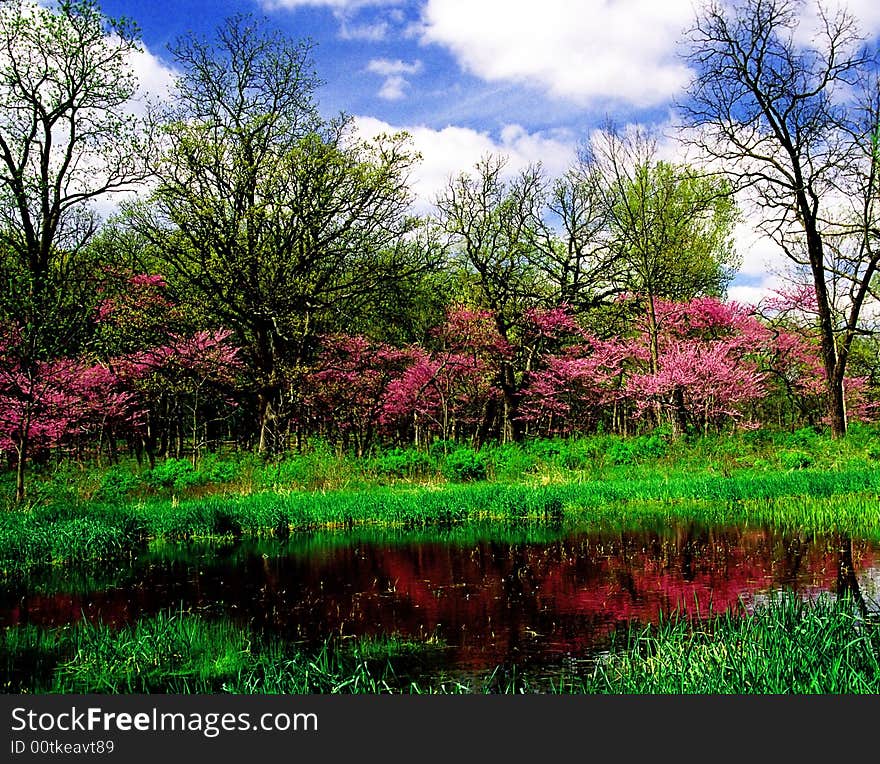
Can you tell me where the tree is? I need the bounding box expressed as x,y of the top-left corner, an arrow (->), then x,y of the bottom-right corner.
94,270 -> 244,465
0,0 -> 146,498
682,0 -> 880,437
130,14 -> 422,453
528,162 -> 618,314
519,298 -> 771,436
623,297 -> 771,433
304,334 -> 416,455
585,126 -> 739,377
435,155 -> 547,441
0,325 -> 142,471
381,307 -> 510,445
760,284 -> 876,426
518,307 -> 627,436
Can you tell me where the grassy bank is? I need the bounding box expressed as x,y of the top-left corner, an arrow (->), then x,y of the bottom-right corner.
2,428 -> 880,571
4,596 -> 878,694
9,424 -> 880,505
2,466 -> 880,572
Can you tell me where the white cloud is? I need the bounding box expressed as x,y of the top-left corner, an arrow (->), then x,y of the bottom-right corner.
261,0 -> 400,9
419,0 -> 694,107
367,58 -> 423,100
727,222 -> 789,306
354,115 -> 576,212
127,44 -> 177,114
366,58 -> 422,76
794,0 -> 880,45
339,20 -> 390,40
260,0 -> 406,41
376,76 -> 407,100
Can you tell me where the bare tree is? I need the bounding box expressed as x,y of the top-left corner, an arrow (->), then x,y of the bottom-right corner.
530,160 -> 618,313
682,0 -> 879,437
435,155 -> 547,441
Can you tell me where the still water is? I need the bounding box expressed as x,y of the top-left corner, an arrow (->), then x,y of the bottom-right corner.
2,524 -> 878,673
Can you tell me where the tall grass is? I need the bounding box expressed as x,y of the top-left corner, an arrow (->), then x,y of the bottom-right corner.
561,594 -> 880,694
11,425 -> 880,506
3,465 -> 880,572
1,611 -> 450,694
5,595 -> 878,694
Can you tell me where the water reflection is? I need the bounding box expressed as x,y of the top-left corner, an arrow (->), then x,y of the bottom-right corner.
2,525 -> 878,672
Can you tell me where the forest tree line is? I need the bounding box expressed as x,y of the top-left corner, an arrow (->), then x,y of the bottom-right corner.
2,0 -> 880,499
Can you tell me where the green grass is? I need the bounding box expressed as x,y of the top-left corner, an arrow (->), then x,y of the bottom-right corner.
5,595 -> 878,694
11,424 -> 880,505
559,594 -> 880,694
3,427 -> 880,571
1,610 -> 450,694
2,465 -> 880,572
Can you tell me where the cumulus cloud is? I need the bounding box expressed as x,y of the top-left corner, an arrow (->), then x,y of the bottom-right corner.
366,58 -> 423,100
419,0 -> 694,107
354,116 -> 576,212
261,0 -> 406,41
127,44 -> 177,114
726,222 -> 789,306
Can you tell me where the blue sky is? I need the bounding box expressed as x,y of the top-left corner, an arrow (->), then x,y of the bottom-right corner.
96,0 -> 880,303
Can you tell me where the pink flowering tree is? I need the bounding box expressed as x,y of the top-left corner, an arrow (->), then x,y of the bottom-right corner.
113,329 -> 243,465
518,305 -> 628,436
95,272 -> 243,464
0,324 -> 142,498
518,335 -> 628,436
381,307 -> 511,445
760,286 -> 877,426
303,334 -> 417,454
623,297 -> 773,433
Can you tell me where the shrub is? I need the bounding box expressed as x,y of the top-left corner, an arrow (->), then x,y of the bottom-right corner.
255,457 -> 313,489
371,448 -> 435,478
197,453 -> 240,484
482,443 -> 536,480
559,439 -> 601,470
95,465 -> 141,500
146,459 -> 203,493
605,440 -> 635,466
442,448 -> 487,482
779,450 -> 814,470
784,427 -> 820,449
428,439 -> 457,458
632,434 -> 669,460
528,439 -> 566,463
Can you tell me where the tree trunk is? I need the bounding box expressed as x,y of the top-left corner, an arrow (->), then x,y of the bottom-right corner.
498,361 -> 523,442
826,375 -> 847,440
14,405 -> 33,502
805,204 -> 847,438
257,387 -> 280,454
15,446 -> 26,502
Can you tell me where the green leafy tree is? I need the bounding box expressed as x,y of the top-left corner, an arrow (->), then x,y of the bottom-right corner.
588,126 -> 739,375
129,15 -> 421,452
0,0 -> 146,499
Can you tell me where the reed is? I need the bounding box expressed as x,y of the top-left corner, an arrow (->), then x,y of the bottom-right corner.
559,594 -> 880,694
4,595 -> 878,694
1,610 -> 449,694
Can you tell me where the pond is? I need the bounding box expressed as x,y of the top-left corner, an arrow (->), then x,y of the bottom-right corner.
2,523 -> 879,677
